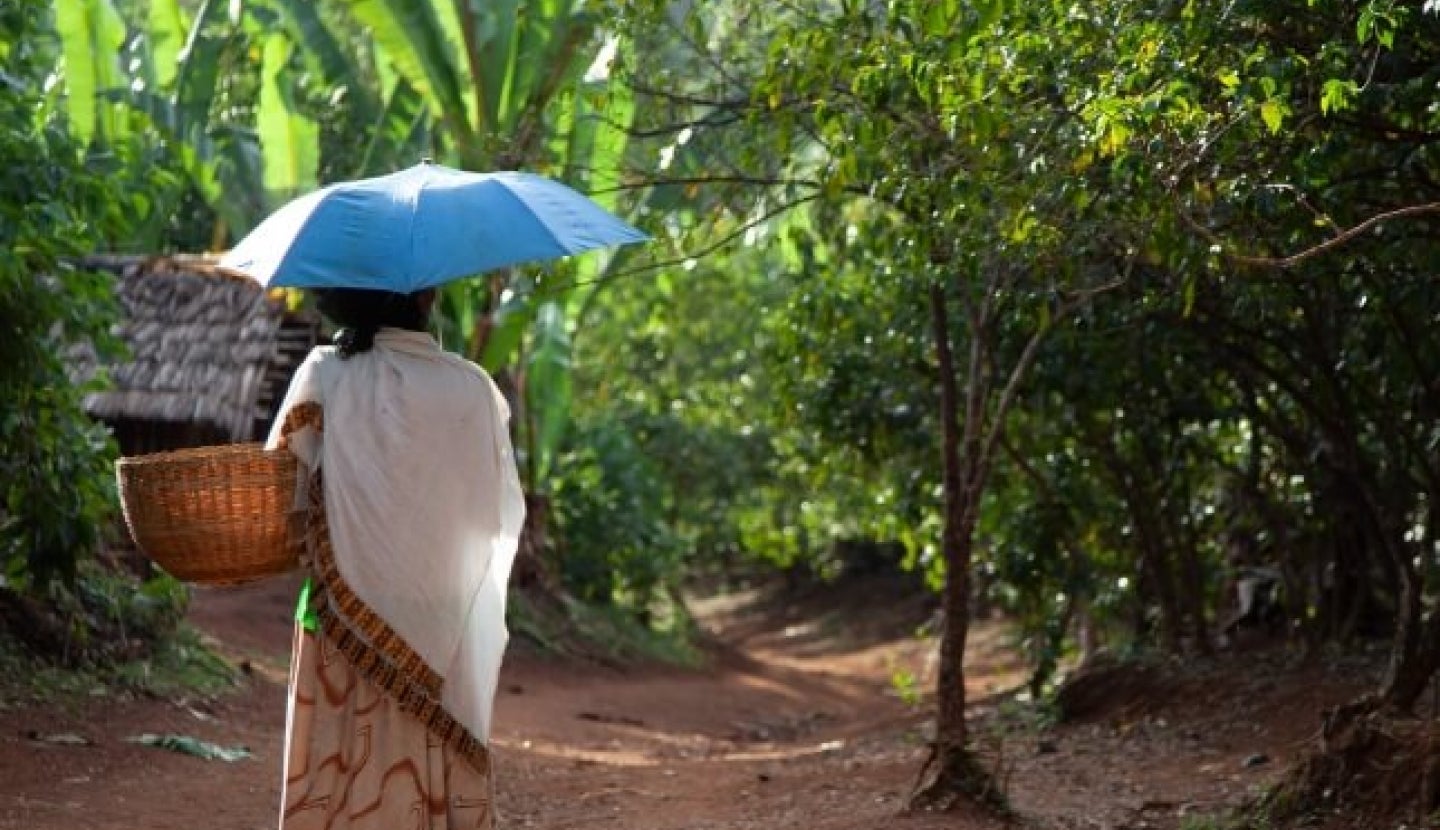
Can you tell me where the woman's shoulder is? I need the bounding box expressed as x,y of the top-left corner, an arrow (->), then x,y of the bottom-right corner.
301,344 -> 340,367
432,349 -> 497,385
432,353 -> 509,416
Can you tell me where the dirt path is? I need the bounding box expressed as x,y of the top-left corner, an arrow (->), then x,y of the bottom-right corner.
0,576 -> 1372,830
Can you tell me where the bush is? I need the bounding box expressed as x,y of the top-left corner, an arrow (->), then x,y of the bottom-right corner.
550,417 -> 684,618
0,0 -> 134,587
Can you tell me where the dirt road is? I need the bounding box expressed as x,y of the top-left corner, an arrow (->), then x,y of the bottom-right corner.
0,575 -> 1367,830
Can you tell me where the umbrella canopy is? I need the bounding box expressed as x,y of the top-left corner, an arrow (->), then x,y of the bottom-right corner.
220,162 -> 647,292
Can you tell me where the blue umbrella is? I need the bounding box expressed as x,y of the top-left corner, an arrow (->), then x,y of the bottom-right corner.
220,161 -> 647,292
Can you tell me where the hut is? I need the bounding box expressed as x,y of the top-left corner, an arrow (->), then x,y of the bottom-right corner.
76,255 -> 322,455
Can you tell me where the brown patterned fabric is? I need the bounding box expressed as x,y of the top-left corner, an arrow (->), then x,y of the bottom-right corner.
278,401 -> 325,442
277,404 -> 495,829
302,476 -> 444,697
282,626 -> 495,830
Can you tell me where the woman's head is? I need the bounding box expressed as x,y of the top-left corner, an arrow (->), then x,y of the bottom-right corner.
313,287 -> 437,358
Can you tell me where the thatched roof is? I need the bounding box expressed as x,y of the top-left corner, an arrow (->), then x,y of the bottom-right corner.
76,255 -> 316,445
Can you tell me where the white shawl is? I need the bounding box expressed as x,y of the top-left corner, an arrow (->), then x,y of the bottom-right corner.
266,328 -> 525,742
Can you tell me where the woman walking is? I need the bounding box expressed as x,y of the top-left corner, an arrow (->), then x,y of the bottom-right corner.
267,287 -> 525,829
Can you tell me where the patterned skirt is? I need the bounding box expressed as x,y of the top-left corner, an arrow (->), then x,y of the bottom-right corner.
280,625 -> 495,830
277,401 -> 496,829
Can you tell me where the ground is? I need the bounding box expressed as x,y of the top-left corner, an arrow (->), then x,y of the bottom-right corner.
0,574 -> 1385,830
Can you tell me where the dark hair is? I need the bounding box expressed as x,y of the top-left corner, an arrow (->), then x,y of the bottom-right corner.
313,288 -> 431,358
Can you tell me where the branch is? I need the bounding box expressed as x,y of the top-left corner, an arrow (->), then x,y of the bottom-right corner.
624,81 -> 760,110
999,433 -> 1055,502
1177,199 -> 1440,270
973,276 -> 1126,491
549,193 -> 821,295
1335,116 -> 1440,143
636,7 -> 746,93
586,173 -> 823,195
617,109 -> 749,139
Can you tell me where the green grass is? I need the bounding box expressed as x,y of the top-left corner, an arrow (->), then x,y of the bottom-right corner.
508,590 -> 703,668
1178,808 -> 1274,830
0,623 -> 238,710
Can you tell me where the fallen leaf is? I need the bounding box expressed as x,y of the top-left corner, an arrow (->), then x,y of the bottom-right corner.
125,733 -> 251,762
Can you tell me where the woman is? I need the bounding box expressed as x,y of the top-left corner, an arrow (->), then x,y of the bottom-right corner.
266,287 -> 525,829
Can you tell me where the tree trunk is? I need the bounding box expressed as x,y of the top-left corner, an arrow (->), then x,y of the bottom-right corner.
1383,491 -> 1440,710
1375,527 -> 1436,712
1134,520 -> 1185,653
1177,533 -> 1212,655
1380,604 -> 1440,712
910,283 -> 1002,811
511,493 -> 558,591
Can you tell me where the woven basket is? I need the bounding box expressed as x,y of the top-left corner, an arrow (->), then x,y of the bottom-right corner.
116,443 -> 301,586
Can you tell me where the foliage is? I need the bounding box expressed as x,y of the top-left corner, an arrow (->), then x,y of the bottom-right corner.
0,621 -> 237,709
562,235 -> 786,593
126,733 -> 252,761
47,0 -> 396,249
0,0 -> 148,587
0,558 -> 225,707
507,588 -> 701,667
1,5 -> 209,685
14,0 -> 1440,794
889,666 -> 923,707
600,0 -> 1440,801
549,416 -> 682,609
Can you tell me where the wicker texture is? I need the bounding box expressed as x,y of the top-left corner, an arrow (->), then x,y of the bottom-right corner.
116,443 -> 300,585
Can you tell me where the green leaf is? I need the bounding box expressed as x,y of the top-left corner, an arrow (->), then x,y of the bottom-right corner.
563,37 -> 633,213
211,123 -> 268,238
147,0 -> 188,89
346,0 -> 477,161
1216,69 -> 1240,89
468,0 -> 521,134
356,76 -> 428,177
271,0 -> 379,125
468,1 -> 594,141
1259,98 -> 1286,134
171,0 -> 227,132
479,282 -> 538,371
258,34 -> 319,209
54,0 -> 128,146
126,734 -> 252,762
1320,78 -> 1358,115
1357,5 -> 1374,43
527,300 -> 574,485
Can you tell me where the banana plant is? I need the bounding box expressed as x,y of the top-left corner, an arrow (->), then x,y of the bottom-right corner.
51,0 -> 321,243
53,0 -> 128,147
489,37 -> 639,491
297,0 -> 639,494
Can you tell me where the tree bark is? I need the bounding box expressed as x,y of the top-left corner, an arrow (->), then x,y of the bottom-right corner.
1089,433 -> 1185,653
930,280 -> 970,757
910,276 -> 1113,809
1380,604 -> 1440,712
511,493 -> 558,591
1177,533 -> 1212,655
1132,509 -> 1185,653
910,283 -> 1001,810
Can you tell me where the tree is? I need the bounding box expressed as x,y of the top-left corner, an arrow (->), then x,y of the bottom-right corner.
608,0 -> 1440,809
606,0 -> 1148,806
1,0 -> 149,586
